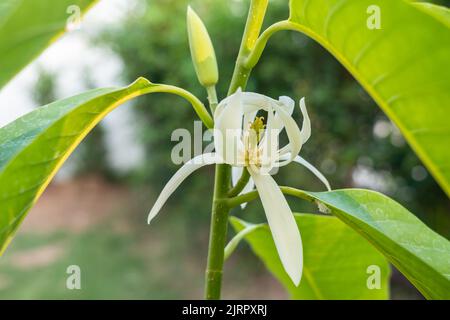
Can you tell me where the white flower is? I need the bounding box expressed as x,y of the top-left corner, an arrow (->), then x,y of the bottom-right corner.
147,89 -> 330,286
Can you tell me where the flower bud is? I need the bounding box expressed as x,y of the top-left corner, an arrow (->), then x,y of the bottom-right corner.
187,6 -> 218,87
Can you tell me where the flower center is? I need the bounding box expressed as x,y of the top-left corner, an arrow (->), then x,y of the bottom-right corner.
243,117 -> 266,167
249,116 -> 265,141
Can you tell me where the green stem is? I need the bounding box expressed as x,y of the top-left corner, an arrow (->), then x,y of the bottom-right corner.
227,168 -> 250,197
244,20 -> 295,69
228,189 -> 258,208
224,223 -> 264,261
204,163 -> 230,299
143,83 -> 213,129
227,185 -> 315,209
227,0 -> 269,95
206,85 -> 218,114
204,0 -> 269,300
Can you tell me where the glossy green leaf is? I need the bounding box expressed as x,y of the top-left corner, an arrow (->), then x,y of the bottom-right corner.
286,0 -> 450,196
230,213 -> 390,299
280,188 -> 450,299
0,77 -> 212,255
0,0 -> 97,89
413,2 -> 450,27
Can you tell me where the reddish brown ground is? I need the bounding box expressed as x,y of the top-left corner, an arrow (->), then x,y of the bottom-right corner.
8,174 -> 286,299
21,175 -> 131,233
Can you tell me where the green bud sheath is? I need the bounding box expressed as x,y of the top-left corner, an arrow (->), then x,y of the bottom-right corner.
187,6 -> 218,87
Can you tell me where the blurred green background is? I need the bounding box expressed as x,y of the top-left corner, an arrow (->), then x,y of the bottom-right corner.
0,0 -> 448,299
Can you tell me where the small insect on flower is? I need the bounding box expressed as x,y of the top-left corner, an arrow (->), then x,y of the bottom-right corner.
147,89 -> 331,286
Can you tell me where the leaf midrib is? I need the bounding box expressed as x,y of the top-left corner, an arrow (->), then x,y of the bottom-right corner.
286,1 -> 450,196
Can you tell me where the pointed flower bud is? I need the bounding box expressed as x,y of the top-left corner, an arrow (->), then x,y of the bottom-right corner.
187,6 -> 218,87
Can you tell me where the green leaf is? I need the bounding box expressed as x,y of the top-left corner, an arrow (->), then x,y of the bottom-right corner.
0,0 -> 97,89
0,77 -> 212,255
287,0 -> 450,196
230,213 -> 390,299
281,187 -> 450,299
413,2 -> 450,27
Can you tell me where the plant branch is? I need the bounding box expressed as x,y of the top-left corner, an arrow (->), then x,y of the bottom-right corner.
204,163 -> 230,299
228,189 -> 258,208
143,83 -> 214,128
204,0 -> 269,300
244,20 -> 297,70
227,185 -> 315,208
227,0 -> 269,95
224,223 -> 264,261
227,168 -> 250,197
206,85 -> 218,114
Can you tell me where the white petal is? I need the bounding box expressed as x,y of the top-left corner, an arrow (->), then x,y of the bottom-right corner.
272,102 -> 302,165
214,89 -> 244,165
240,92 -> 271,134
239,179 -> 255,209
299,98 -> 311,144
231,166 -> 255,209
277,98 -> 311,164
258,103 -> 279,174
278,153 -> 331,191
232,166 -> 243,186
260,97 -> 294,152
249,168 -> 303,286
242,92 -> 277,110
271,96 -> 295,131
294,155 -> 331,191
279,96 -> 295,116
243,109 -> 258,131
213,88 -> 241,120
148,153 -> 218,224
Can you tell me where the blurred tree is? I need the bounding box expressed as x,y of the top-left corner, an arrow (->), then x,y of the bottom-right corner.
97,0 -> 449,237
32,67 -> 57,105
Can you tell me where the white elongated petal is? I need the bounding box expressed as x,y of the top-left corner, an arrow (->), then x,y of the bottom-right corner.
214,89 -> 244,164
299,98 -> 311,144
232,166 -> 242,186
259,97 -> 293,149
272,102 -> 302,165
271,96 -> 295,131
294,155 -> 331,191
261,103 -> 279,174
231,166 -> 255,209
243,109 -> 258,131
278,153 -> 331,191
239,178 -> 255,209
277,98 -> 311,164
148,153 -> 218,224
279,96 -> 295,115
240,92 -> 272,135
213,88 -> 244,119
242,92 -> 276,109
214,88 -> 243,123
249,168 -> 303,286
